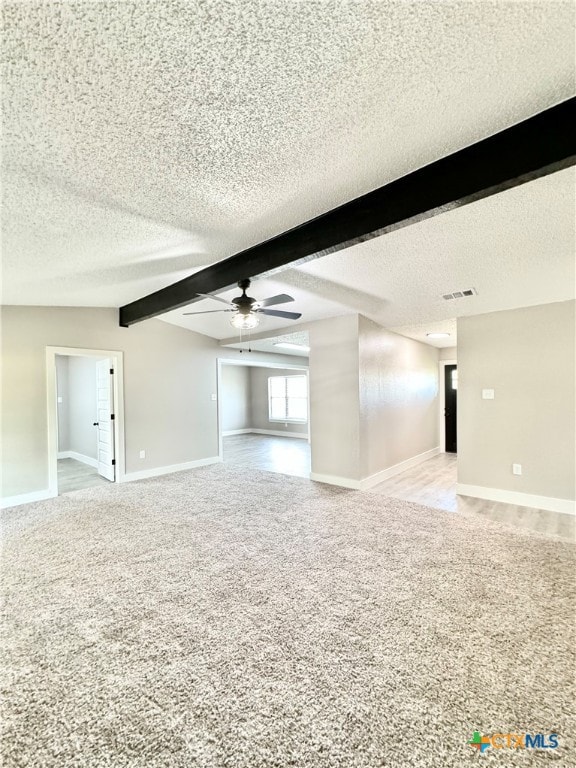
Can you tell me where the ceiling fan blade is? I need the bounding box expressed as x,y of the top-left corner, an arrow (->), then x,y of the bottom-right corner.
257,309 -> 302,320
182,309 -> 233,315
195,292 -> 233,306
256,293 -> 294,308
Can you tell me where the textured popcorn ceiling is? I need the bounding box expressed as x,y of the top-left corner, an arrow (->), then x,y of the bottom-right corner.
296,167 -> 576,336
1,1 -> 575,343
164,167 -> 576,346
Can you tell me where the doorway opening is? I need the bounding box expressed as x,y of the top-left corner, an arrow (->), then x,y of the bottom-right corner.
217,359 -> 310,479
47,347 -> 125,496
439,359 -> 458,453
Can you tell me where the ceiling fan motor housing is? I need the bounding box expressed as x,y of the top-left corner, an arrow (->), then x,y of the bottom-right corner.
233,279 -> 257,314
182,278 -> 301,321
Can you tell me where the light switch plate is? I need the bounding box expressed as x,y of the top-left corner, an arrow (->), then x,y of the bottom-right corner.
512,463 -> 522,475
211,394 -> 217,401
482,389 -> 495,399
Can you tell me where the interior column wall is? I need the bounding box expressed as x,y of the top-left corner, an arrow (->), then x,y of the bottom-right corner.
309,315 -> 361,482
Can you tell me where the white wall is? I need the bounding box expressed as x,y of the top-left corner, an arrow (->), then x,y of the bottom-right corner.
249,367 -> 309,435
0,306 -> 304,499
457,300 -> 575,505
221,365 -> 251,431
358,315 -> 439,479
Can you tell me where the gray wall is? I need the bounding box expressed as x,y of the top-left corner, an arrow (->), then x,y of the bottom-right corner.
457,301 -> 575,500
439,346 -> 457,360
249,367 -> 309,435
309,315 -> 362,480
358,315 -> 439,478
67,356 -> 99,460
56,355 -> 99,459
220,364 -> 309,435
221,365 -> 251,431
1,306 -> 302,498
309,314 -> 440,483
56,355 -> 69,452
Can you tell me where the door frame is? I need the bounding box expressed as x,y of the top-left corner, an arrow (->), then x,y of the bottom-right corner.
216,357 -> 309,461
439,359 -> 457,453
46,346 -> 126,495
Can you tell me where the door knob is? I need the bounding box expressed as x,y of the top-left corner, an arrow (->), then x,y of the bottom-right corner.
93,422 -> 99,426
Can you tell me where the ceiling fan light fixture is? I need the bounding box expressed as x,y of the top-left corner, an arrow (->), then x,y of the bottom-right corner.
230,312 -> 260,330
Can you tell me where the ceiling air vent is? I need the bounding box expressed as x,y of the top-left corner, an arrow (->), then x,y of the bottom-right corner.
442,288 -> 477,300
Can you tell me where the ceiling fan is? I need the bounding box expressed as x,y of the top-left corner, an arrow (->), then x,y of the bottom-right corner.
183,279 -> 302,330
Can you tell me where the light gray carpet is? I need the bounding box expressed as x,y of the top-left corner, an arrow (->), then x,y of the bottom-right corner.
1,464 -> 574,767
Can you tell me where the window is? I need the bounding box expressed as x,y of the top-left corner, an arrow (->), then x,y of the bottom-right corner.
268,375 -> 308,422
451,369 -> 458,390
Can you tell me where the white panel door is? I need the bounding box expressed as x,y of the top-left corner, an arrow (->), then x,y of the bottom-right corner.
96,359 -> 115,481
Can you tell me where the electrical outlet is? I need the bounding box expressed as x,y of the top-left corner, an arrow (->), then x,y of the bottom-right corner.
512,463 -> 522,475
57,396 -> 63,403
139,450 -> 146,459
482,389 -> 495,400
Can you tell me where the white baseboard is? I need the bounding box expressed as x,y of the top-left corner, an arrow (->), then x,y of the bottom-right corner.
222,429 -> 253,436
121,456 -> 222,483
1,489 -> 57,510
310,447 -> 441,492
250,429 -> 308,439
456,483 -> 576,516
57,451 -> 98,469
359,447 -> 440,491
1,457 -> 223,505
223,428 -> 308,439
309,473 -> 361,490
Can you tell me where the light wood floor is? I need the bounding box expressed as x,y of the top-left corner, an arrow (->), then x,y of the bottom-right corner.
58,459 -> 112,494
370,453 -> 574,540
223,434 -> 311,479
223,436 -> 574,540
370,453 -> 459,510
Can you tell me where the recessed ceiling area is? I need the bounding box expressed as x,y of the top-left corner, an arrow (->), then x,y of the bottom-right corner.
161,278 -> 354,339
222,331 -> 311,358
